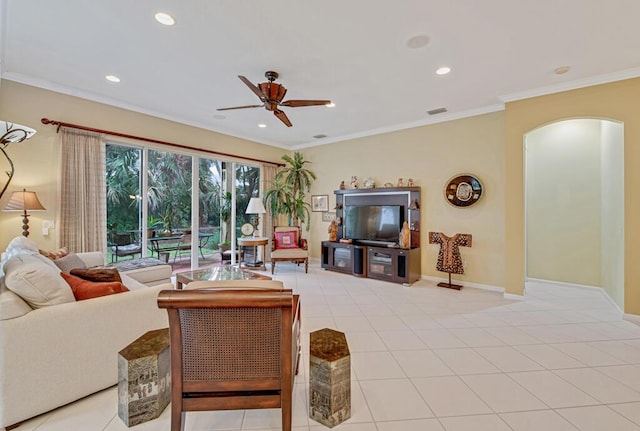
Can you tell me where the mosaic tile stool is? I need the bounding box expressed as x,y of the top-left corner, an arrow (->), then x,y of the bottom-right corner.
118,328 -> 171,427
309,328 -> 351,428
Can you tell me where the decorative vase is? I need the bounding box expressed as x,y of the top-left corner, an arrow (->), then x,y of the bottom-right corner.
399,221 -> 410,249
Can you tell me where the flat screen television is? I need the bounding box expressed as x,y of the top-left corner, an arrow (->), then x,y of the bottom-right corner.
344,205 -> 403,244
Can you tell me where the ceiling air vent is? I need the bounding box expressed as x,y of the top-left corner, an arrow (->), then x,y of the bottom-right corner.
427,107 -> 447,116
313,134 -> 328,139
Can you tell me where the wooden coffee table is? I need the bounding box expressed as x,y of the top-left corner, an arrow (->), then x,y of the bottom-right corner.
175,265 -> 271,289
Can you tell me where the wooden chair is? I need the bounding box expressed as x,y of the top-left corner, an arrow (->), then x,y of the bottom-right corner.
271,226 -> 309,274
157,287 -> 298,431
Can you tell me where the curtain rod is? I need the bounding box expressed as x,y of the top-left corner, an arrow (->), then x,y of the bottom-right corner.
40,118 -> 285,167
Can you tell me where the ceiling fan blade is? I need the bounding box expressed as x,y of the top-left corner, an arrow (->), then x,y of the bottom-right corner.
280,100 -> 331,108
238,75 -> 267,101
216,104 -> 264,111
274,109 -> 293,127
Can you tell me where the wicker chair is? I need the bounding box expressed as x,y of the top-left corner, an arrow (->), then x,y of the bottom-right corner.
271,226 -> 309,274
157,286 -> 299,431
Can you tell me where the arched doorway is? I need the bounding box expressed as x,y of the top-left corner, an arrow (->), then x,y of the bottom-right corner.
524,118 -> 624,308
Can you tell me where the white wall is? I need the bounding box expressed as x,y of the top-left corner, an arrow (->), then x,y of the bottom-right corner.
526,120 -> 603,286
601,121 -> 625,308
525,118 -> 625,303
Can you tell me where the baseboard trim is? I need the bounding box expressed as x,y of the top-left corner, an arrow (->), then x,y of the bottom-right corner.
421,275 -> 506,293
624,313 -> 640,323
504,293 -> 525,301
526,277 -> 601,290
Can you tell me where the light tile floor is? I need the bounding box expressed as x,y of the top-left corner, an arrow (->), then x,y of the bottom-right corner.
12,265 -> 640,431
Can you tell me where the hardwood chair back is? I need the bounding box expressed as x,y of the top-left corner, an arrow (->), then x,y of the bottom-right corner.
157,288 -> 295,431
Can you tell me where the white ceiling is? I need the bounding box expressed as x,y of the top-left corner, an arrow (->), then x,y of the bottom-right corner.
2,0 -> 640,149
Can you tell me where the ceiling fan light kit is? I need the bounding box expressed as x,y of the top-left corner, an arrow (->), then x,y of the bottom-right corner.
218,71 -> 331,127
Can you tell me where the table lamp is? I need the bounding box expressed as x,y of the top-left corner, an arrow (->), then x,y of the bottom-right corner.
0,121 -> 37,200
3,189 -> 46,237
245,197 -> 266,232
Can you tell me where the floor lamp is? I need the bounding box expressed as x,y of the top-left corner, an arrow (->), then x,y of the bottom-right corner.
3,189 -> 46,237
0,121 -> 37,201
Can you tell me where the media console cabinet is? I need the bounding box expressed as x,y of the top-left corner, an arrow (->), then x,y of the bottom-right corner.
321,241 -> 421,285
321,186 -> 421,285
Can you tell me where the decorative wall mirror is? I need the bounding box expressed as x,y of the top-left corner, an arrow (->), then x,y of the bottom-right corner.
444,174 -> 483,207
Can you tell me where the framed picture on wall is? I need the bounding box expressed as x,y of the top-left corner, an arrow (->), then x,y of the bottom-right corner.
311,195 -> 329,212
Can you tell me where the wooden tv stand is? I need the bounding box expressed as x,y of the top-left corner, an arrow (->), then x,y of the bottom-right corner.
321,186 -> 422,285
321,241 -> 421,285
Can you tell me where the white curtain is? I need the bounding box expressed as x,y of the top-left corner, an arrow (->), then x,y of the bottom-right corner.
58,127 -> 106,252
262,163 -> 278,261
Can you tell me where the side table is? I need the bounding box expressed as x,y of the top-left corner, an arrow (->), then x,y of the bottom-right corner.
118,328 -> 171,427
238,236 -> 268,271
309,328 -> 351,427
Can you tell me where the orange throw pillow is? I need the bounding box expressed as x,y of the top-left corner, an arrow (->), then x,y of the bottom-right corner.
60,272 -> 129,301
275,231 -> 299,249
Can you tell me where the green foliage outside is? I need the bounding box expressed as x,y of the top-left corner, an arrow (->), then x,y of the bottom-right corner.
106,144 -> 260,250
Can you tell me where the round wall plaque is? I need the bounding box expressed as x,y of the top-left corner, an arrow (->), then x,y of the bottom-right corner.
444,174 -> 483,207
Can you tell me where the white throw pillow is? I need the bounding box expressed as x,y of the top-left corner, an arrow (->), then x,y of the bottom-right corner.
53,253 -> 87,273
3,254 -> 75,308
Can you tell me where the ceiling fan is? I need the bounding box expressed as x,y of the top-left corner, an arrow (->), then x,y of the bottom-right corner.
217,71 -> 331,127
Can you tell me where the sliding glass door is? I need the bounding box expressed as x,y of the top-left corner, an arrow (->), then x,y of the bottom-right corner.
106,142 -> 260,270
105,144 -> 142,262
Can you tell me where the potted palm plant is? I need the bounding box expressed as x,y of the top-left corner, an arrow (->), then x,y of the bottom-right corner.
264,152 -> 316,229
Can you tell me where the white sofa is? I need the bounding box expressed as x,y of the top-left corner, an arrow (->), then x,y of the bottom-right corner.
0,245 -> 173,429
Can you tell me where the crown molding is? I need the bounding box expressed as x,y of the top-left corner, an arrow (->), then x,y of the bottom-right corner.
500,67 -> 640,103
0,72 -> 292,150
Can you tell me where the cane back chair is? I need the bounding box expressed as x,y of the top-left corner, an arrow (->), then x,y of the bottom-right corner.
157,287 -> 298,431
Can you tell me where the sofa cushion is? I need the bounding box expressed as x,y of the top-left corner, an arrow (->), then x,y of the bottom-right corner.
108,258 -> 172,285
60,272 -> 129,301
3,254 -> 75,308
0,281 -> 32,320
119,273 -> 149,291
70,268 -> 122,283
53,253 -> 87,273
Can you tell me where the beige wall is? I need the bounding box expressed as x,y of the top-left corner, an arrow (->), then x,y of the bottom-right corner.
0,80 -> 285,250
4,77 -> 640,314
302,111 -> 506,288
505,77 -> 640,315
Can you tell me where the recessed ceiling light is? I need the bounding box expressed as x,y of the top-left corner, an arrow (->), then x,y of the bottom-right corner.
258,123 -> 267,128
436,66 -> 451,76
105,75 -> 120,83
325,102 -> 335,108
154,12 -> 176,26
554,66 -> 571,75
406,34 -> 430,49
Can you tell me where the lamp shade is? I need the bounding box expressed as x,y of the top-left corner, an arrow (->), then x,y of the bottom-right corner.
3,189 -> 46,211
0,121 -> 37,146
245,197 -> 266,214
